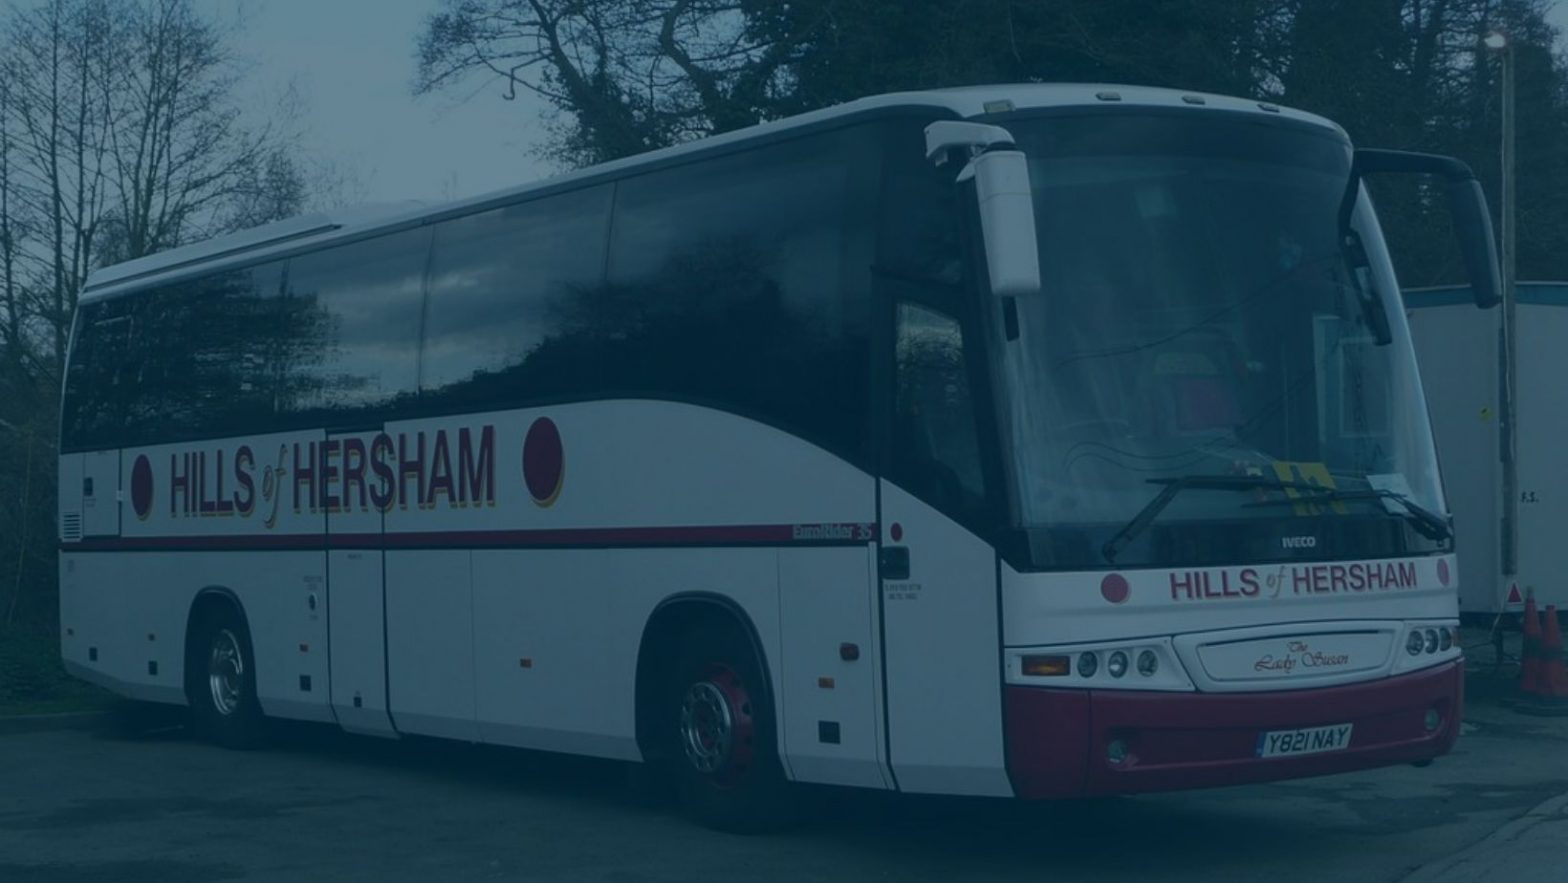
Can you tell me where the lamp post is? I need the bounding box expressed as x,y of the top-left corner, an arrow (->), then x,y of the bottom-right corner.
1484,28 -> 1518,587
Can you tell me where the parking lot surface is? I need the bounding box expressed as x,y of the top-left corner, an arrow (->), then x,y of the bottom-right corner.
1,672 -> 1564,882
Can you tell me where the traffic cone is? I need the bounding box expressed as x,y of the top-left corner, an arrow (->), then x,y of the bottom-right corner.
1538,605 -> 1568,699
1521,596 -> 1543,696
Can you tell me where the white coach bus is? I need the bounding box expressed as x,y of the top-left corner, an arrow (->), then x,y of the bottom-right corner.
60,85 -> 1500,830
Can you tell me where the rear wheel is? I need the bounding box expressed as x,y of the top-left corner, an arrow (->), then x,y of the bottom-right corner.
188,606 -> 266,749
666,626 -> 795,832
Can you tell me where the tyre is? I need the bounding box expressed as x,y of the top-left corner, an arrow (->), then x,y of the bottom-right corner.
666,625 -> 796,832
187,605 -> 266,749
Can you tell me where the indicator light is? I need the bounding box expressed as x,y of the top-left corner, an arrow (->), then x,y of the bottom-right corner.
1022,655 -> 1071,677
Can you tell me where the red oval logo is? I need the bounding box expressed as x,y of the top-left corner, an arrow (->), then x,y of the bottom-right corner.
1101,573 -> 1130,605
130,455 -> 154,520
522,418 -> 565,507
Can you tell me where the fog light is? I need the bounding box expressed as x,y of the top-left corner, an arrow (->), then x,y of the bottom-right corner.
1424,708 -> 1441,732
1424,629 -> 1439,654
1137,649 -> 1158,677
1440,628 -> 1454,652
1078,652 -> 1099,678
1107,651 -> 1129,679
1107,738 -> 1128,765
1406,631 -> 1425,656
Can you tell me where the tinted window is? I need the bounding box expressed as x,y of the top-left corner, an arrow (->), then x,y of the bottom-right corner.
123,263 -> 285,444
894,302 -> 986,516
878,118 -> 965,293
536,130 -> 875,460
279,228 -> 431,425
420,186 -> 611,409
61,298 -> 134,451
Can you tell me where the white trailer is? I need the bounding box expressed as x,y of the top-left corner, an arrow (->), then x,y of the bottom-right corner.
1405,282 -> 1568,615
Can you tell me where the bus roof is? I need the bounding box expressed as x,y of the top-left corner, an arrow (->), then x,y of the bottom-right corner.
80,83 -> 1342,302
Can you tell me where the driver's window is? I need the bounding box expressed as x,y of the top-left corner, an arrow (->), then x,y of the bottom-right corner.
893,302 -> 985,514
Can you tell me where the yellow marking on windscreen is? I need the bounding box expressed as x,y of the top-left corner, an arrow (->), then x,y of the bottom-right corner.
1272,461 -> 1348,515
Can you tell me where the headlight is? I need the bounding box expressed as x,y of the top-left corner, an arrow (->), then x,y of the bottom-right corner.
1009,639 -> 1193,691
1078,652 -> 1099,678
1137,650 -> 1159,677
1424,629 -> 1440,654
1107,651 -> 1129,678
1406,631 -> 1425,656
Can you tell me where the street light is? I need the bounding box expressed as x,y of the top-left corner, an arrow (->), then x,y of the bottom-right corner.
1485,28 -> 1518,586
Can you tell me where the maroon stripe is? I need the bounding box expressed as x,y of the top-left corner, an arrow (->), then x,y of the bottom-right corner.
70,533 -> 322,552
366,524 -> 803,548
64,522 -> 875,553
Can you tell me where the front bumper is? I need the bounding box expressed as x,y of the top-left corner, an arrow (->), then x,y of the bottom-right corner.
1005,659 -> 1463,798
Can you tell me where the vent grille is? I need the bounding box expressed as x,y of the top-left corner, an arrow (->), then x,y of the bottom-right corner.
61,512 -> 83,541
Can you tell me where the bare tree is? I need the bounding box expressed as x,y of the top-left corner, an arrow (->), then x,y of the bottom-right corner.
1,0 -> 109,377
414,0 -> 806,166
98,0 -> 301,262
0,0 -> 307,378
0,0 -> 318,632
0,53 -> 27,369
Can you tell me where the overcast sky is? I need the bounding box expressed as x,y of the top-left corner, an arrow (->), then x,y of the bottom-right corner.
217,0 -> 555,207
218,0 -> 1568,209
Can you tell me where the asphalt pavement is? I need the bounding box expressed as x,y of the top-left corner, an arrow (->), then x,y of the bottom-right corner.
0,659 -> 1565,882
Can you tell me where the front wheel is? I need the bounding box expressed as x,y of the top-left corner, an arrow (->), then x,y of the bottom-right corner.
667,627 -> 795,832
188,606 -> 266,749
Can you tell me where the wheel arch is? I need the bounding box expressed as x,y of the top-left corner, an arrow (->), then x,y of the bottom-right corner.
634,592 -> 777,763
183,586 -> 252,701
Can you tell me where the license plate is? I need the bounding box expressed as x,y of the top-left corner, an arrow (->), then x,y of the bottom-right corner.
1256,723 -> 1353,758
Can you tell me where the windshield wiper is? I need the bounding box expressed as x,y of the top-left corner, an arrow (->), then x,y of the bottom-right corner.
1244,488 -> 1452,541
1101,474 -> 1336,563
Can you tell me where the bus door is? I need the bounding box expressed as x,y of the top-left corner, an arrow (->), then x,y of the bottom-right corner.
877,300 -> 1011,796
325,430 -> 396,737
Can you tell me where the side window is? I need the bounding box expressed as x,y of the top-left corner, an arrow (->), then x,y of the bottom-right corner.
592,130 -> 873,460
61,298 -> 133,451
878,118 -> 964,291
279,228 -> 431,425
420,185 -> 611,409
893,302 -> 985,514
125,263 -> 284,444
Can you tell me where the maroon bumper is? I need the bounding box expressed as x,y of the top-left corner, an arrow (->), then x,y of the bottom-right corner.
1005,660 -> 1463,799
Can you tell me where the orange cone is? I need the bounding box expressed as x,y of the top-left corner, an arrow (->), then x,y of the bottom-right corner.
1521,597 -> 1543,696
1539,605 -> 1568,700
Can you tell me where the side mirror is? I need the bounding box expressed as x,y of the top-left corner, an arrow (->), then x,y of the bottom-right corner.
1351,149 -> 1502,309
1445,177 -> 1502,308
968,149 -> 1043,298
925,121 -> 1042,297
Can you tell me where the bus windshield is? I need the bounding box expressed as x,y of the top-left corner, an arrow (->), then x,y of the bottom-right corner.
994,113 -> 1446,567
